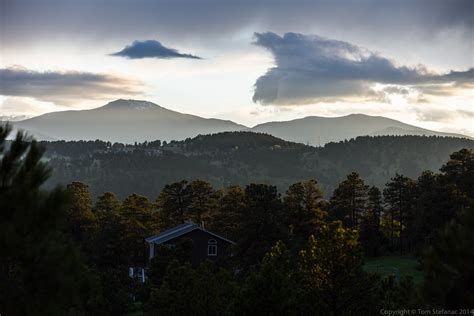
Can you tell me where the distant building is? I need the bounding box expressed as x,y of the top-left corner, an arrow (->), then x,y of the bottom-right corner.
145,222 -> 236,266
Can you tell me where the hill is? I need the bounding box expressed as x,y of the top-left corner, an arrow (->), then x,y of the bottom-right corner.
251,114 -> 469,146
41,132 -> 474,198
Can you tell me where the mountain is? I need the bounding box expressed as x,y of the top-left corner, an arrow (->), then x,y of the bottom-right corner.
41,132 -> 474,198
13,99 -> 247,143
13,99 -> 470,144
251,114 -> 469,146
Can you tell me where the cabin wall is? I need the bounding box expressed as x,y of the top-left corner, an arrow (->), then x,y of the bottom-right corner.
162,229 -> 232,266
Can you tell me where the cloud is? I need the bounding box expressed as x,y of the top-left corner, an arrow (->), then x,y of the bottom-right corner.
415,107 -> 474,122
0,66 -> 142,105
2,0 -> 472,47
252,32 -> 473,105
0,96 -> 68,117
110,40 -> 201,60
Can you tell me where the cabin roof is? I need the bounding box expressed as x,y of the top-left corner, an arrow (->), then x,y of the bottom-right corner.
145,222 -> 236,245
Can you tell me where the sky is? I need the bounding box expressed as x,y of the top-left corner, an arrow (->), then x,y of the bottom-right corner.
0,0 -> 473,135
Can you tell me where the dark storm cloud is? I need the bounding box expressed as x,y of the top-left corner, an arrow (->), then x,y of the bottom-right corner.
252,32 -> 474,105
0,67 -> 141,105
1,0 -> 472,45
110,40 -> 201,59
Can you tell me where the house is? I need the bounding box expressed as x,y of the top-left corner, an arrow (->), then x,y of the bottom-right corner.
145,222 -> 236,266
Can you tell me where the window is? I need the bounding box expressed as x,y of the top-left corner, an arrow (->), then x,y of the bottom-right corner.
208,239 -> 217,256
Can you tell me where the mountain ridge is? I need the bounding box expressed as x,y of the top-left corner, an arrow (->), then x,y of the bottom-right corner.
41,131 -> 474,198
13,99 -> 247,143
12,99 -> 471,145
251,113 -> 470,145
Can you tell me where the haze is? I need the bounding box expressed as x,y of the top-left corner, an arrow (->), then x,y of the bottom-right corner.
0,0 -> 473,136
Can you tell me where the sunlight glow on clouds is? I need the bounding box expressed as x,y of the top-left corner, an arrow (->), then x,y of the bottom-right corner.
0,66 -> 142,105
0,0 -> 472,136
252,32 -> 473,106
0,97 -> 69,117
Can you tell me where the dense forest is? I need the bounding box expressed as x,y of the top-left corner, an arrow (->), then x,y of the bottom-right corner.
1,124 -> 473,315
40,132 -> 474,198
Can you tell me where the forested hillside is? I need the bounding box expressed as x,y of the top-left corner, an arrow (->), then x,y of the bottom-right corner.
2,124 -> 473,314
41,132 -> 474,198
4,122 -> 473,314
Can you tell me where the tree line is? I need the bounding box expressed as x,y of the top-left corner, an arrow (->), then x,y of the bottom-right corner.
40,131 -> 474,198
1,124 -> 473,315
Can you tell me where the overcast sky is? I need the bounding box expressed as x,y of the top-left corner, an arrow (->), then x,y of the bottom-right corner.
0,0 -> 473,135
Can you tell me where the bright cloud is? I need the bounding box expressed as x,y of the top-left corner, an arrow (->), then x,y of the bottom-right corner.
252,32 -> 473,105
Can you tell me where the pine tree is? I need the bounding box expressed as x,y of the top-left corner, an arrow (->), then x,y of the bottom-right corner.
440,148 -> 474,201
147,260 -> 236,315
0,124 -> 94,315
411,171 -> 450,251
237,184 -> 285,266
93,192 -> 125,267
147,238 -> 193,286
188,180 -> 217,225
121,194 -> 156,266
66,182 -> 98,256
209,185 -> 245,241
156,180 -> 192,228
329,172 -> 368,228
421,204 -> 474,308
360,186 -> 384,256
383,174 -> 416,253
238,241 -> 298,314
298,221 -> 379,315
284,179 -> 327,243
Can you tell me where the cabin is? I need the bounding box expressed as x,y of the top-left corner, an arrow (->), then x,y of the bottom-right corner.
145,222 -> 236,266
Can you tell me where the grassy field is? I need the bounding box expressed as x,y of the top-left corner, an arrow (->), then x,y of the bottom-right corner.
364,255 -> 423,284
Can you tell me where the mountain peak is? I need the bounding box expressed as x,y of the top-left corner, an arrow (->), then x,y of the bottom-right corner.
103,99 -> 162,110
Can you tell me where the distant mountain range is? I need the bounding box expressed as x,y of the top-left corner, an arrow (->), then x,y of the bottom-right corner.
13,100 -> 246,143
12,99 -> 470,145
251,114 -> 469,145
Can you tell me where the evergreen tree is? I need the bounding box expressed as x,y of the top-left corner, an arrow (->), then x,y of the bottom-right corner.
238,241 -> 298,314
236,184 -> 285,266
298,221 -> 379,315
120,194 -> 156,266
95,191 -> 122,214
94,267 -> 134,315
147,260 -> 236,315
66,181 -> 98,256
188,179 -> 217,225
93,192 -> 125,267
0,124 -> 94,315
329,172 -> 368,228
360,186 -> 384,256
383,174 -> 416,253
147,238 -> 193,286
146,261 -> 198,315
421,204 -> 474,308
411,171 -> 451,252
209,185 -> 245,242
156,180 -> 192,228
367,186 -> 384,220
439,148 -> 474,201
284,179 -> 327,244
193,261 -> 237,315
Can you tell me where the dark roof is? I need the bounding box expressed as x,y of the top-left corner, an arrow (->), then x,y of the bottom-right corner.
145,222 -> 236,245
